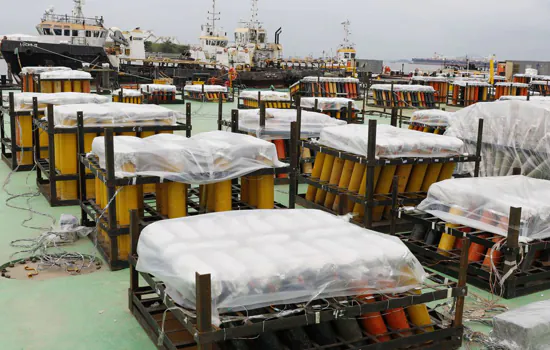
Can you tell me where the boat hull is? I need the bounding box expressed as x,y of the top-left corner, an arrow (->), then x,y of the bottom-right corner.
0,39 -> 109,75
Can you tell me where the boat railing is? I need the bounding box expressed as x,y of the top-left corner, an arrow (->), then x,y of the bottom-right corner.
42,14 -> 104,27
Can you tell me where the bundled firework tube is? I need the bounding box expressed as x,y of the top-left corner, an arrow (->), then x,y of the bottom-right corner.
372,165 -> 397,221
214,180 -> 232,212
406,290 -> 435,333
438,207 -> 462,255
314,155 -> 336,204
301,147 -> 313,175
305,153 -> 326,201
323,158 -> 346,208
358,294 -> 391,342
381,296 -> 413,337
383,164 -> 413,218
406,164 -> 429,193
166,182 -> 188,218
332,160 -> 356,211
346,163 -> 367,212
352,166 -> 381,216
420,163 -> 444,192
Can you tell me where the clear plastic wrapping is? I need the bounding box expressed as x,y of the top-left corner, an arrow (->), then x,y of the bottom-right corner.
139,84 -> 177,93
411,76 -> 449,82
491,300 -> 550,350
411,109 -> 454,127
318,124 -> 464,158
498,96 -> 550,101
136,209 -> 426,314
445,100 -> 550,178
48,102 -> 181,127
302,76 -> 359,83
495,82 -> 529,88
40,70 -> 92,80
20,66 -> 71,75
239,90 -> 290,101
184,85 -> 227,93
9,92 -> 110,111
300,97 -> 359,111
90,131 -> 286,183
417,175 -> 550,240
370,84 -> 435,92
451,80 -> 491,87
237,108 -> 346,140
111,89 -> 143,97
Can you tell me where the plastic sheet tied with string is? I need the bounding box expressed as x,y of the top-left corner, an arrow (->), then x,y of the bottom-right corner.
237,108 -> 346,140
444,100 -> 550,178
40,70 -> 92,80
411,109 -> 454,127
136,209 -> 426,319
318,124 -> 464,158
6,92 -> 110,111
239,90 -> 290,101
20,66 -> 71,75
417,176 -> 550,241
46,102 -> 181,127
90,131 -> 287,184
300,97 -> 359,111
111,89 -> 143,97
139,84 -> 177,93
184,85 -> 227,93
370,84 -> 435,93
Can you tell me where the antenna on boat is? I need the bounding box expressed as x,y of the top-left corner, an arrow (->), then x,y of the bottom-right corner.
250,0 -> 260,30
72,0 -> 85,18
341,20 -> 351,47
207,0 -> 221,33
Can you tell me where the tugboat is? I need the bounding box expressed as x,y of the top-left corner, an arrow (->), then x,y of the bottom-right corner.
0,0 -> 109,77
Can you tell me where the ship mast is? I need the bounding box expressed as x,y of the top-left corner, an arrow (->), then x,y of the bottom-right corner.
72,0 -> 85,18
341,20 -> 351,48
250,0 -> 260,30
207,0 -> 221,33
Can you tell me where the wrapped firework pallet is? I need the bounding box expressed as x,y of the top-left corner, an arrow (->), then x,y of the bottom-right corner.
112,88 -> 144,104
395,175 -> 550,299
289,77 -> 360,99
295,120 -> 483,229
38,70 -> 93,93
513,73 -> 534,84
411,76 -> 449,103
129,209 -> 468,350
220,105 -> 346,182
184,84 -> 229,102
19,66 -> 71,92
33,102 -> 189,207
140,84 -> 179,104
530,80 -> 550,96
449,81 -> 491,106
370,85 -> 437,109
408,109 -> 453,134
238,90 -> 293,109
79,125 -> 291,270
446,100 -> 550,179
300,97 -> 363,124
0,91 -> 109,171
494,83 -> 529,99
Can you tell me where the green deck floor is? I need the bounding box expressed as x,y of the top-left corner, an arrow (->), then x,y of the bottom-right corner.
0,98 -> 546,349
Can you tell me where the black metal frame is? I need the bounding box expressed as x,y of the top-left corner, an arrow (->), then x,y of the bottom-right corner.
78,117 -> 294,270
128,210 -> 468,350
394,202 -> 550,299
294,118 -> 483,229
142,85 -> 186,105
33,103 -> 191,207
0,92 -> 43,171
448,82 -> 493,107
289,77 -> 361,101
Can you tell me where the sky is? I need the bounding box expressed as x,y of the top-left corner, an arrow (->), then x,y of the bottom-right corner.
3,0 -> 550,61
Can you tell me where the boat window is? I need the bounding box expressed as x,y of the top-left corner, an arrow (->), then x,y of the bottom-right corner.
94,31 -> 100,38
54,29 -> 62,36
258,33 -> 266,43
344,53 -> 350,59
100,31 -> 106,38
73,30 -> 79,37
351,53 -> 356,59
43,28 -> 52,35
64,30 -> 70,36
86,31 -> 91,37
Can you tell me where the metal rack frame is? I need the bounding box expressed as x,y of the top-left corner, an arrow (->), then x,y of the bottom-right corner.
301,98 -> 364,124
237,90 -> 294,110
294,118 -> 484,229
33,103 -> 192,207
128,210 -> 469,350
78,117 -> 294,270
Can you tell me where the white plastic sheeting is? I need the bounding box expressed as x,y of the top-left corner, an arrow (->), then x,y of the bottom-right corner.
239,90 -> 290,101
318,124 -> 464,158
498,96 -> 550,102
136,209 -> 426,315
418,176 -> 550,240
111,89 -> 143,97
300,97 -> 359,111
48,102 -> 181,127
8,92 -> 110,111
445,100 -> 550,178
184,85 -> 227,93
452,80 -> 490,87
370,84 -> 435,93
40,70 -> 92,80
302,76 -> 359,83
411,109 -> 454,127
495,82 -> 529,88
237,108 -> 346,140
20,66 -> 71,75
411,76 -> 449,82
90,131 -> 286,183
139,84 -> 177,93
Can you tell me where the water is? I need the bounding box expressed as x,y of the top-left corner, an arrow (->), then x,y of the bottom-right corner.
384,61 -> 445,74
